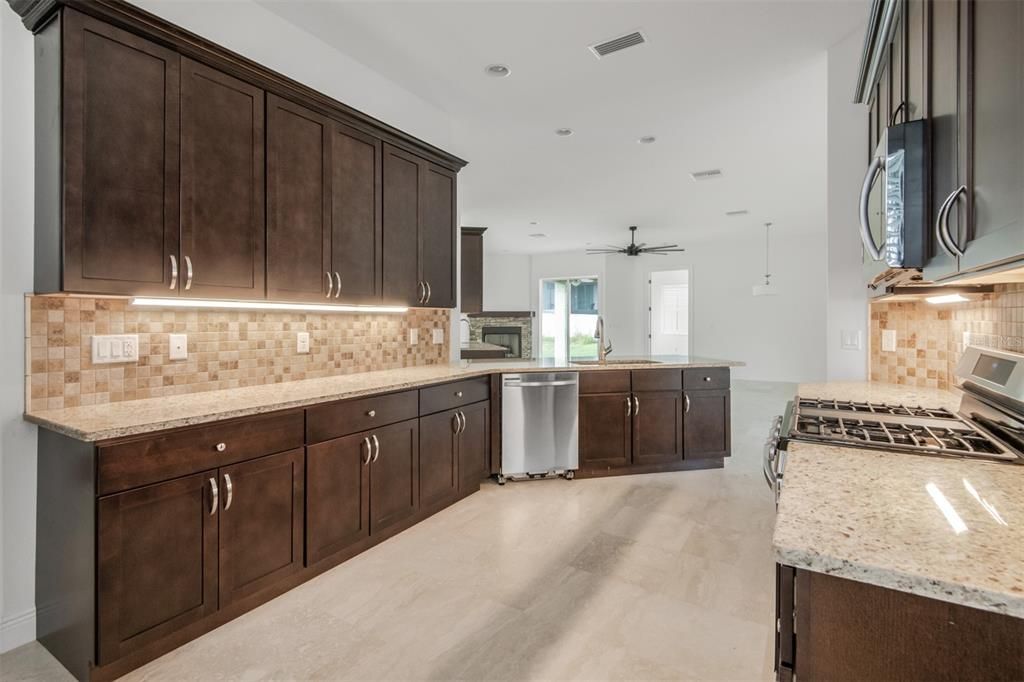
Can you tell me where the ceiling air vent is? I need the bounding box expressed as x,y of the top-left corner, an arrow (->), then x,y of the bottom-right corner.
725,209 -> 749,216
589,30 -> 647,59
690,168 -> 723,181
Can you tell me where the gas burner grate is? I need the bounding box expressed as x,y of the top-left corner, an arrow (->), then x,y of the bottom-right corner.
798,398 -> 958,420
795,415 -> 1005,456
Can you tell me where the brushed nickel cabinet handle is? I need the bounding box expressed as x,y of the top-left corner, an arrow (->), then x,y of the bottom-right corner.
455,390 -> 463,398
625,396 -> 632,416
452,413 -> 460,434
184,256 -> 193,290
685,394 -> 691,413
938,185 -> 967,257
209,477 -> 218,516
416,281 -> 425,304
632,395 -> 639,416
425,281 -> 432,304
362,437 -> 372,465
215,442 -> 226,452
458,411 -> 466,434
334,271 -> 341,299
223,473 -> 233,511
371,434 -> 380,462
169,255 -> 178,290
325,272 -> 333,298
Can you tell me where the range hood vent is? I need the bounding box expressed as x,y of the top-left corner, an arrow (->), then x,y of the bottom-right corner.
589,30 -> 647,59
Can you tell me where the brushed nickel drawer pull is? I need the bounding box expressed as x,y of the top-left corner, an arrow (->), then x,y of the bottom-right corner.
685,394 -> 691,413
223,473 -> 233,511
704,376 -> 712,382
455,390 -> 463,398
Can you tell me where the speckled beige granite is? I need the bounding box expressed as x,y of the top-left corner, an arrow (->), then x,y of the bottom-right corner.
774,381 -> 1024,618
24,355 -> 742,442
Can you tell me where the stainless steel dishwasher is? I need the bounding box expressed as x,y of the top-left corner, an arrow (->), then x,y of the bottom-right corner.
500,372 -> 578,483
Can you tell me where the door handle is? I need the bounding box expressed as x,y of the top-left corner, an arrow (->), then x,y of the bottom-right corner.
325,272 -> 333,298
208,477 -> 219,516
936,185 -> 967,257
858,155 -> 886,261
169,255 -> 178,290
371,434 -> 380,462
184,256 -> 194,291
362,436 -> 372,465
334,271 -> 342,299
223,473 -> 233,511
685,394 -> 691,413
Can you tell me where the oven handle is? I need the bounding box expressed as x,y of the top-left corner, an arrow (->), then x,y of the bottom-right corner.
859,155 -> 886,262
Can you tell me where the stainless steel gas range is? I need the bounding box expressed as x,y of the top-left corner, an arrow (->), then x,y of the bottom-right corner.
764,346 -> 1024,503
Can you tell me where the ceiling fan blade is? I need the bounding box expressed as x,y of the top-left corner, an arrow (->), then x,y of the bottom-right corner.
586,249 -> 622,254
634,243 -> 646,248
642,244 -> 680,250
643,248 -> 686,253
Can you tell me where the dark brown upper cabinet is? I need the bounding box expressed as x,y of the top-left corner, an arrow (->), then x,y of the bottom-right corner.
266,94 -> 332,302
329,123 -> 383,304
460,227 -> 486,314
180,58 -> 265,299
60,9 -> 180,296
382,143 -> 457,308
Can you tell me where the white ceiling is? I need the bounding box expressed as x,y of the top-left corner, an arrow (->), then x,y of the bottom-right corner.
258,0 -> 869,253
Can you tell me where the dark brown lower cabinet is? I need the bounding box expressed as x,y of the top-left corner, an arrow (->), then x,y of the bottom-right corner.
777,567 -> 1024,681
369,419 -> 420,534
632,390 -> 684,465
218,449 -> 305,606
457,401 -> 490,494
684,389 -> 731,459
97,472 -> 218,665
306,432 -> 371,565
419,409 -> 460,508
579,393 -> 633,469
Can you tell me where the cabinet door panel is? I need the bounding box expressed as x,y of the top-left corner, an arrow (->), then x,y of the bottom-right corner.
369,419 -> 419,534
962,0 -> 1024,271
181,58 -> 265,299
419,409 -> 459,508
267,95 -> 331,301
62,9 -> 179,295
219,448 -> 304,606
579,393 -> 632,469
632,391 -> 683,466
382,144 -> 421,306
420,165 -> 456,308
458,401 -> 489,493
306,434 -> 371,565
905,0 -> 927,121
684,390 -> 731,459
331,122 -> 382,303
97,472 -> 218,664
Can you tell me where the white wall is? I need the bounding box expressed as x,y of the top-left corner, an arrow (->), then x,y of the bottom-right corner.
1,4 -> 38,653
826,28 -> 870,380
482,252 -> 531,311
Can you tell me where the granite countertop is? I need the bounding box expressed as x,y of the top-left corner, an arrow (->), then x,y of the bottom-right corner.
459,341 -> 507,352
24,355 -> 742,442
774,381 -> 1024,618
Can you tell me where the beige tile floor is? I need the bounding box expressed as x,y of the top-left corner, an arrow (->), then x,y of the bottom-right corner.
1,380 -> 793,682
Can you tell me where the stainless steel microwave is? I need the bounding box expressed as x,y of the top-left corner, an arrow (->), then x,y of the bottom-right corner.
858,119 -> 928,269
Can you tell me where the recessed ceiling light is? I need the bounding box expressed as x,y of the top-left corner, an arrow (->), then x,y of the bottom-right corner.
529,233 -> 546,238
638,136 -> 656,144
555,128 -> 574,137
485,64 -> 511,77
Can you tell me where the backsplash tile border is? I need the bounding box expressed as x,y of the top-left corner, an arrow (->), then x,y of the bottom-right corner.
25,295 -> 452,411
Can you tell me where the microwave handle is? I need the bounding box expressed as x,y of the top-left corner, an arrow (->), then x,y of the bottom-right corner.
858,155 -> 886,262
935,185 -> 967,258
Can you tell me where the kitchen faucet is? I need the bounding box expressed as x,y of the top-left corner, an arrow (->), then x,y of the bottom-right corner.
595,316 -> 613,363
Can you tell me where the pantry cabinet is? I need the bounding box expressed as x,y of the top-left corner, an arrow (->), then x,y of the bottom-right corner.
31,3 -> 464,305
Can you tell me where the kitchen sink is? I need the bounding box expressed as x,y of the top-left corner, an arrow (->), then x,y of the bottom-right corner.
572,359 -> 661,365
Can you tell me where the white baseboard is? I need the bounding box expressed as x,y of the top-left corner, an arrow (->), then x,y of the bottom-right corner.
0,608 -> 36,653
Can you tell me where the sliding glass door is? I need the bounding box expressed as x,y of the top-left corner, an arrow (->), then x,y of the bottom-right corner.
540,277 -> 599,363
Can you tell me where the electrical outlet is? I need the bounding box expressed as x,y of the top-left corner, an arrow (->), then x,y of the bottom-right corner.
963,331 -> 972,348
881,329 -> 897,353
91,334 -> 139,364
409,328 -> 418,345
168,334 -> 188,361
297,331 -> 310,354
431,328 -> 444,345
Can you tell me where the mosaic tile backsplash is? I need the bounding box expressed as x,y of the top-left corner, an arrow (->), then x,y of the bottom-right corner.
26,296 -> 452,411
870,283 -> 1024,389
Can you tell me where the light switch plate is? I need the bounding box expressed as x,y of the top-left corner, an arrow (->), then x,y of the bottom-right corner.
431,328 -> 444,345
881,329 -> 897,353
409,328 -> 418,345
840,329 -> 863,351
169,333 -> 188,361
297,331 -> 310,354
91,334 -> 139,364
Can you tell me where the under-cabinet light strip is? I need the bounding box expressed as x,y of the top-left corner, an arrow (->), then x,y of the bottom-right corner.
130,297 -> 409,314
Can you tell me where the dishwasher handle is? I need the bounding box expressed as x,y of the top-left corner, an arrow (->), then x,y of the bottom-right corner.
504,379 -> 578,388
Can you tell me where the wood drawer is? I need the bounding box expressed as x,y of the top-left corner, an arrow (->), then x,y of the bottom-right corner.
683,367 -> 730,391
631,368 -> 682,391
98,411 -> 304,495
306,390 -> 418,444
579,370 -> 631,394
419,377 -> 490,415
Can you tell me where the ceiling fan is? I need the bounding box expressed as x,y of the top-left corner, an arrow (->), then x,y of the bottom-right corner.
586,226 -> 685,256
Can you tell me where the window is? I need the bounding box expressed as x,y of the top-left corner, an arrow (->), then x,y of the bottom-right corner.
659,284 -> 688,335
570,280 -> 597,313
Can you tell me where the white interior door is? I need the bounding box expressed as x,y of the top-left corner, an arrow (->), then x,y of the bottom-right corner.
649,269 -> 690,355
